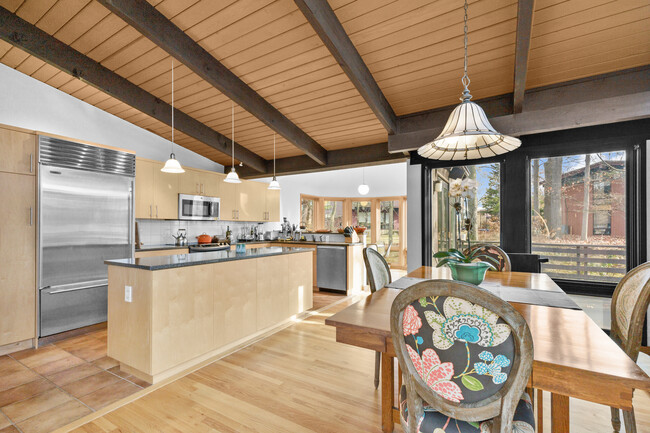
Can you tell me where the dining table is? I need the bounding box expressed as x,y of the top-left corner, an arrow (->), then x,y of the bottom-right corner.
325,266 -> 650,433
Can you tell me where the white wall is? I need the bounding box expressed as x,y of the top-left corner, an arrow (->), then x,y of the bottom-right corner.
406,163 -> 422,272
0,63 -> 223,172
255,162 -> 407,228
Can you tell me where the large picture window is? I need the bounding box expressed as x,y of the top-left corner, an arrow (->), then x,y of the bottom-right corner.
531,152 -> 627,283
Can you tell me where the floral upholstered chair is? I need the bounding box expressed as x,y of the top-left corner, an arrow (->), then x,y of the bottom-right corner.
464,245 -> 511,272
364,247 -> 392,389
610,262 -> 650,433
390,280 -> 534,433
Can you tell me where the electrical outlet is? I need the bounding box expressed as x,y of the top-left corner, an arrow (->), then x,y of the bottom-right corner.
125,285 -> 132,303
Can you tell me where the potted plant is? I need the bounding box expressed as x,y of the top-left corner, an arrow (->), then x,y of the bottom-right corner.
433,248 -> 498,285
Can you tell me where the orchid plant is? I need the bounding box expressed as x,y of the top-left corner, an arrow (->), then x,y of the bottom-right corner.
448,178 -> 478,251
433,248 -> 498,270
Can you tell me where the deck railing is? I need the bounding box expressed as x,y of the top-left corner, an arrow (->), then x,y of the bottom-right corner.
531,243 -> 626,283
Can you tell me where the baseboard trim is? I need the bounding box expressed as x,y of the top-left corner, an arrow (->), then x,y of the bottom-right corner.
0,338 -> 34,356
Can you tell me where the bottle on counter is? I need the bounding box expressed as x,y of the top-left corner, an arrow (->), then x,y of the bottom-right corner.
226,225 -> 231,243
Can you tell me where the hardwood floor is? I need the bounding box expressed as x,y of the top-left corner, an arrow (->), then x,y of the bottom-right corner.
66,298 -> 650,433
310,289 -> 347,311
0,328 -> 147,433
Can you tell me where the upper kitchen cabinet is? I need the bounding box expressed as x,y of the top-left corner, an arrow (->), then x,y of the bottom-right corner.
135,159 -> 155,219
135,158 -> 179,219
180,168 -> 202,196
203,171 -> 223,198
220,179 -> 239,221
153,163 -> 179,219
0,127 -> 36,175
239,181 -> 266,221
265,189 -> 280,222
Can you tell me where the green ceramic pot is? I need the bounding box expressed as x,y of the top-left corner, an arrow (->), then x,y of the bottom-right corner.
447,261 -> 491,285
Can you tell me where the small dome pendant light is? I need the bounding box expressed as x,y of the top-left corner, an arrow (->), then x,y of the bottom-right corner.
224,101 -> 242,183
268,133 -> 280,190
417,0 -> 520,161
161,60 -> 185,173
357,167 -> 369,195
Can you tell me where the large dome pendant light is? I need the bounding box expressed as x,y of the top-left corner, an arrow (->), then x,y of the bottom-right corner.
161,60 -> 185,173
224,101 -> 241,183
268,133 -> 280,190
417,0 -> 521,161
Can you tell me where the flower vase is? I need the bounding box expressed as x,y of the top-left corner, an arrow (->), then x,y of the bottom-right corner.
447,261 -> 491,285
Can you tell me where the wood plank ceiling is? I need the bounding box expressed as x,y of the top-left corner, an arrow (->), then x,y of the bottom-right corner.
0,0 -> 648,169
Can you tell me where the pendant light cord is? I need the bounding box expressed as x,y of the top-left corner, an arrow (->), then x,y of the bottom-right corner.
171,60 -> 174,150
273,133 -> 276,177
231,101 -> 235,169
461,0 -> 471,101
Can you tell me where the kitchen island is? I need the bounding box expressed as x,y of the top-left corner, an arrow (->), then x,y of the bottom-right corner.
105,247 -> 313,384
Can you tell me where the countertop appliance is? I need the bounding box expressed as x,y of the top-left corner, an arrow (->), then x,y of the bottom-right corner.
178,194 -> 220,220
188,243 -> 231,253
38,136 -> 135,337
316,245 -> 347,293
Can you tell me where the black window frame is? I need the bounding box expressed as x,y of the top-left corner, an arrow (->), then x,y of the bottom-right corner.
413,118 -> 648,297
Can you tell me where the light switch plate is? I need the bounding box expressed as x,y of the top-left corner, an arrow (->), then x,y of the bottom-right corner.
125,285 -> 132,303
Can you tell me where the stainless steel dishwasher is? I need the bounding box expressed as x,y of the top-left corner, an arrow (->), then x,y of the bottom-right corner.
316,245 -> 347,293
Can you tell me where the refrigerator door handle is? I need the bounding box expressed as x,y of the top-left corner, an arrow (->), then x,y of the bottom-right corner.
45,279 -> 108,294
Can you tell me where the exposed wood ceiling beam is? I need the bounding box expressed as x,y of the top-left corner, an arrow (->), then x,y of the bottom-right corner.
294,0 -> 398,134
0,7 -> 267,172
239,142 -> 407,178
98,0 -> 328,166
390,66 -> 650,152
513,0 -> 536,113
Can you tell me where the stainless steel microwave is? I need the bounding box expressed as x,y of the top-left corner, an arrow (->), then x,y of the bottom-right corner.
178,194 -> 220,220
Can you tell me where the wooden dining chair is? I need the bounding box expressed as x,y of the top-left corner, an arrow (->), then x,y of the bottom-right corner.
465,244 -> 512,272
610,262 -> 650,433
363,247 -> 392,389
390,279 -> 535,433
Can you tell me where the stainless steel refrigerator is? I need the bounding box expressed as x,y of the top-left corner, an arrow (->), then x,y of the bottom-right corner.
38,136 -> 135,337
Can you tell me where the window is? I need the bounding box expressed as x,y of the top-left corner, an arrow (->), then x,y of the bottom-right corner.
380,200 -> 400,265
352,200 -> 372,241
300,197 -> 315,231
433,163 -> 501,254
530,152 -> 626,283
323,200 -> 343,232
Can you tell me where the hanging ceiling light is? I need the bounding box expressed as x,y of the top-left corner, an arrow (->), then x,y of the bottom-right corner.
357,167 -> 369,195
417,0 -> 521,161
268,133 -> 280,190
224,101 -> 241,183
161,60 -> 185,173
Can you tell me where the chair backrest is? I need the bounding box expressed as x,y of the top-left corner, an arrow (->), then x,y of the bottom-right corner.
610,262 -> 650,360
508,253 -> 547,273
363,247 -> 392,293
390,280 -> 533,433
465,244 -> 512,272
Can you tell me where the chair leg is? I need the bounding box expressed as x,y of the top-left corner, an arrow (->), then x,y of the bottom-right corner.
610,407 -> 621,433
622,409 -> 636,433
374,351 -> 381,389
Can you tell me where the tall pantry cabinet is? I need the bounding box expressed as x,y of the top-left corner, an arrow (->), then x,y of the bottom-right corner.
0,126 -> 36,348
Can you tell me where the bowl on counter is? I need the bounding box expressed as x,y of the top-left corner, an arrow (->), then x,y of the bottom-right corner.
353,226 -> 366,235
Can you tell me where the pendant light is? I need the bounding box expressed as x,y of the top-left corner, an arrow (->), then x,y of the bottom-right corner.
417,0 -> 521,161
224,101 -> 241,183
161,60 -> 185,173
357,167 -> 369,195
268,133 -> 280,190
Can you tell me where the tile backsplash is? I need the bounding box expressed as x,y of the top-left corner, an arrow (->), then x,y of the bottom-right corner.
136,219 -> 281,246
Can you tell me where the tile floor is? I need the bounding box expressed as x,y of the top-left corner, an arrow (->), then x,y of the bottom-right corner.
0,328 -> 148,433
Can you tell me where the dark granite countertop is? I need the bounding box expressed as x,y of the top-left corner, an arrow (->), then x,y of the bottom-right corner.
239,240 -> 363,247
107,247 -> 312,270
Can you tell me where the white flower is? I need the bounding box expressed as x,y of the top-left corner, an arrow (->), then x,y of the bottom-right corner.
449,178 -> 463,198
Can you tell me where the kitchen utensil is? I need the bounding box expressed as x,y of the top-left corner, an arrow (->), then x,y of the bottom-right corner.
196,233 -> 212,244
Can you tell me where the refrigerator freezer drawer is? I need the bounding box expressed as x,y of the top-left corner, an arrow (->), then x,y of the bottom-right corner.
40,282 -> 108,337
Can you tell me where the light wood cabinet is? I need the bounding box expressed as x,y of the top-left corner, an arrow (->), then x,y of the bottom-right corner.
214,260 -> 257,347
153,165 -> 179,219
265,188 -> 280,222
135,157 -> 277,222
256,254 -> 290,329
0,172 -> 36,346
135,159 -> 155,219
136,158 -> 179,219
0,128 -> 36,176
